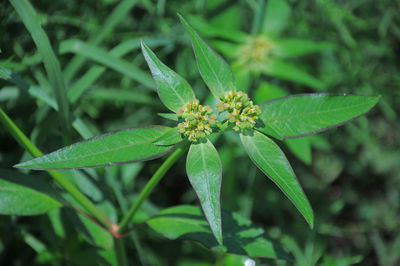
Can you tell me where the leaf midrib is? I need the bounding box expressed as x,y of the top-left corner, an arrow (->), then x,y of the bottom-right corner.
157,65 -> 186,107
244,134 -> 308,216
27,133 -> 164,165
263,101 -> 373,123
200,142 -> 214,225
194,35 -> 225,96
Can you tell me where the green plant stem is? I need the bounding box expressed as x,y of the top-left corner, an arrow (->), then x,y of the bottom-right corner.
251,0 -> 266,36
118,141 -> 189,233
115,238 -> 128,266
0,107 -> 110,229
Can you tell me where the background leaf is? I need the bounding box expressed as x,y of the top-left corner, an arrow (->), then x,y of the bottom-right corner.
285,137 -> 312,165
261,0 -> 291,37
141,42 -> 196,112
274,39 -> 335,58
62,0 -> 140,82
16,126 -> 173,170
10,0 -> 71,142
146,205 -> 288,260
179,14 -> 237,99
65,201 -> 115,249
258,94 -> 380,139
240,131 -> 314,228
0,169 -> 62,215
67,37 -> 170,103
59,39 -> 154,89
254,81 -> 287,104
260,59 -> 325,90
186,139 -> 223,245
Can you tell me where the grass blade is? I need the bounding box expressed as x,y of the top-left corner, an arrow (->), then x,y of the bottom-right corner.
10,0 -> 72,143
60,39 -> 154,89
63,0 -> 139,82
1,67 -> 94,139
68,37 -> 170,103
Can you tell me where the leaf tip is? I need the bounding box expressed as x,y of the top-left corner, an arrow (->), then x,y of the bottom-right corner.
216,233 -> 223,246
14,161 -> 29,169
306,211 -> 314,230
177,13 -> 190,29
140,40 -> 149,56
176,12 -> 184,21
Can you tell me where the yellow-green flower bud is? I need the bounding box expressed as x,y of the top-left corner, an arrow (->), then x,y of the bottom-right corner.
216,91 -> 261,132
176,99 -> 216,142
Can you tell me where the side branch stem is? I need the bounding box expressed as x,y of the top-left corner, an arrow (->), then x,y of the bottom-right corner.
118,141 -> 189,233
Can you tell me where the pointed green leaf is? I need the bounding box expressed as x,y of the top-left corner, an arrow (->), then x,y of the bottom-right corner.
240,131 -> 314,228
260,59 -> 324,89
186,140 -> 223,245
153,127 -> 183,146
258,94 -> 380,139
0,170 -> 62,215
147,205 -> 288,260
275,39 -> 335,58
179,14 -> 236,99
261,0 -> 291,37
15,126 -> 173,170
141,42 -> 196,112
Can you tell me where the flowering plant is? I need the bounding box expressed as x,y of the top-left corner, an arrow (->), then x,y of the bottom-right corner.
14,15 -> 379,249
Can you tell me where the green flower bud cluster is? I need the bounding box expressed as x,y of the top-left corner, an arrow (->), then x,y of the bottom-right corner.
238,36 -> 275,71
216,91 -> 261,132
177,99 -> 217,142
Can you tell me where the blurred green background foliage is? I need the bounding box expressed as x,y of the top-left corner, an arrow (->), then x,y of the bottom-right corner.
1,0 -> 399,265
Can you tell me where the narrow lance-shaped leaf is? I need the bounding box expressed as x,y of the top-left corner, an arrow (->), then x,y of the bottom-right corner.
10,0 -> 71,141
178,14 -> 236,99
59,39 -> 154,89
0,170 -> 62,215
147,205 -> 289,260
240,131 -> 314,228
186,139 -> 223,245
258,94 -> 380,139
15,126 -> 173,170
141,42 -> 196,112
